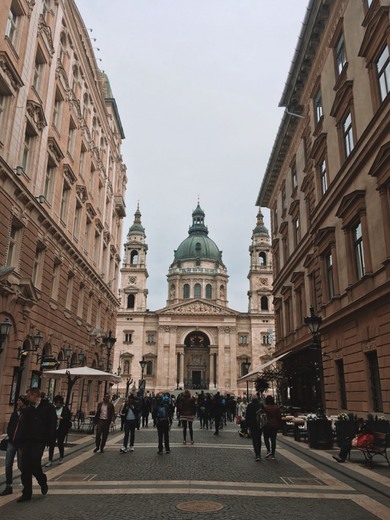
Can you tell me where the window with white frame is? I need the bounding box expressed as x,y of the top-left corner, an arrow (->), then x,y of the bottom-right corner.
21,122 -> 37,174
325,252 -> 334,300
52,89 -> 63,131
291,161 -> 298,191
32,242 -> 45,288
319,157 -> 328,195
65,272 -> 74,310
313,87 -> 323,124
6,219 -> 23,267
67,118 -> 76,157
335,32 -> 347,76
353,221 -> 365,280
32,48 -> 46,95
73,199 -> 82,240
77,284 -> 84,317
376,45 -> 390,102
60,179 -> 71,224
343,111 -> 354,158
50,260 -> 61,301
5,2 -> 22,48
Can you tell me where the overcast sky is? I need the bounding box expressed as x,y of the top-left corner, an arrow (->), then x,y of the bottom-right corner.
75,0 -> 309,311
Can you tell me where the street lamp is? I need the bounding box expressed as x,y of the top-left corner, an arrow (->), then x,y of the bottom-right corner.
243,357 -> 251,400
103,330 -> 116,392
304,306 -> 325,416
139,356 -> 147,395
0,318 -> 12,353
64,345 -> 73,368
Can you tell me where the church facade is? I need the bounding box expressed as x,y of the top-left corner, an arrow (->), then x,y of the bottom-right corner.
113,204 -> 274,396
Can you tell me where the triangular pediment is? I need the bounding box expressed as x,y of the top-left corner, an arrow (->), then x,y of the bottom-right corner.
156,299 -> 239,316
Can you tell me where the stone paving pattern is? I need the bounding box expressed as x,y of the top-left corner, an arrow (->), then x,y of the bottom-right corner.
0,422 -> 389,519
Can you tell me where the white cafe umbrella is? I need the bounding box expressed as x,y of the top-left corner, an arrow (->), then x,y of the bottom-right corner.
42,367 -> 121,405
42,366 -> 121,383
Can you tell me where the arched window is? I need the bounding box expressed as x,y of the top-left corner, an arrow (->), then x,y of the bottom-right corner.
183,284 -> 190,299
205,284 -> 212,299
259,252 -> 267,266
194,283 -> 201,298
261,296 -> 269,310
146,360 -> 153,375
127,294 -> 135,309
130,250 -> 138,265
124,360 -> 130,374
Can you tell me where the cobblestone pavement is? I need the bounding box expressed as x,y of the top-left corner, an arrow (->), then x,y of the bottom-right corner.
1,422 -> 390,519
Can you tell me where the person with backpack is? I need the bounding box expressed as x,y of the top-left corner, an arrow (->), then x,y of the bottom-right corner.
152,394 -> 172,454
245,395 -> 264,461
263,395 -> 282,460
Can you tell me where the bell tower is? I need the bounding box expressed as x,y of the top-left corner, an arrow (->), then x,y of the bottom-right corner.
247,210 -> 273,315
120,204 -> 149,312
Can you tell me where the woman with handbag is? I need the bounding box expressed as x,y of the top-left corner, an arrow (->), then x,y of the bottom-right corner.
0,395 -> 29,496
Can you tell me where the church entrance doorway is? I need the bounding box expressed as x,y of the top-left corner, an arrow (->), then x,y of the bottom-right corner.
183,331 -> 210,390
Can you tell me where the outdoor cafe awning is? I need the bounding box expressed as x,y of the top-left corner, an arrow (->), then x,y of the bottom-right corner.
238,352 -> 288,383
42,366 -> 121,383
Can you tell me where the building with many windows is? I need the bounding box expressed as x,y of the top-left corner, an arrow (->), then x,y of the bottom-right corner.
0,0 -> 126,430
257,0 -> 390,415
112,204 -> 275,396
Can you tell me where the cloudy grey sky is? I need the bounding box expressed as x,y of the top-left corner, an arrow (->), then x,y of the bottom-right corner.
76,0 -> 308,311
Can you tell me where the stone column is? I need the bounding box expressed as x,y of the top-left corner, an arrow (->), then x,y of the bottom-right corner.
179,351 -> 185,388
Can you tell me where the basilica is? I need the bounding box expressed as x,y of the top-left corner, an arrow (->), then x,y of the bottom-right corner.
113,204 -> 274,396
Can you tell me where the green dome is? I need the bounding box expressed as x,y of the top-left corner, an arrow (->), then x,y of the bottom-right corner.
173,204 -> 223,263
128,205 -> 145,235
252,210 -> 269,236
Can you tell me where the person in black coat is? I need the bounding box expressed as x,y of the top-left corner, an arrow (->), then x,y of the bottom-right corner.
0,395 -> 29,496
245,396 -> 263,461
14,387 -> 57,502
45,395 -> 72,466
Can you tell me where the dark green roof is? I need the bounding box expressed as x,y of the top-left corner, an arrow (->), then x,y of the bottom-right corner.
173,204 -> 223,263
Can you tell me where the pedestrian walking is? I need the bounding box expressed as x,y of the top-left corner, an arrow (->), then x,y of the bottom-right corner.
45,395 -> 72,466
14,387 -> 57,502
211,392 -> 225,435
0,395 -> 29,496
152,395 -> 172,454
245,396 -> 263,461
141,395 -> 151,427
120,395 -> 139,453
263,395 -> 282,460
93,394 -> 115,453
177,390 -> 196,444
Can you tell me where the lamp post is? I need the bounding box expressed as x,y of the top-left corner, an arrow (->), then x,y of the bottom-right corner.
139,356 -> 147,396
0,318 -> 12,353
64,345 -> 73,368
103,330 -> 116,393
243,357 -> 251,400
304,306 -> 325,417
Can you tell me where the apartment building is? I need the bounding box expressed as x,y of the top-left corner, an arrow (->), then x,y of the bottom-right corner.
0,0 -> 126,430
257,0 -> 390,415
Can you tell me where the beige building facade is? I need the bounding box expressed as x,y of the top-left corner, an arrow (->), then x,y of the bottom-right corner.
113,205 -> 275,396
257,0 -> 390,416
0,0 -> 126,431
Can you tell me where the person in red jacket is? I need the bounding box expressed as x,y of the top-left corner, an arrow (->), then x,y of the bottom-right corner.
263,395 -> 282,460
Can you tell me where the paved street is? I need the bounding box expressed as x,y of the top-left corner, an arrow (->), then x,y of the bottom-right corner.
1,421 -> 390,519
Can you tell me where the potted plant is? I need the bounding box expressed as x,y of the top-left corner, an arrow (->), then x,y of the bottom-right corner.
306,414 -> 333,449
335,413 -> 358,447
